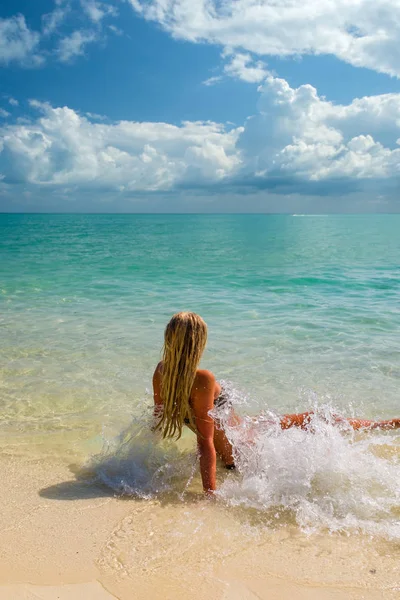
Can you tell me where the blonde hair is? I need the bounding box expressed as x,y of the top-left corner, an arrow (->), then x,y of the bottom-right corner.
156,312 -> 208,439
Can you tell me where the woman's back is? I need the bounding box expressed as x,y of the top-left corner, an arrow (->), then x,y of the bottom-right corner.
153,362 -> 221,419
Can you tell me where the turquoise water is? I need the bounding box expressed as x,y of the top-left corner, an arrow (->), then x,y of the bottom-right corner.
1,213 -> 399,425
1,213 -> 400,536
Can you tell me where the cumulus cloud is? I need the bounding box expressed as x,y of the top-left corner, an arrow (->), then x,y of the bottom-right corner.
0,102 -> 242,190
128,0 -> 400,78
0,108 -> 11,118
239,76 -> 400,182
0,15 -> 42,66
8,98 -> 19,107
1,78 -> 400,195
57,30 -> 99,62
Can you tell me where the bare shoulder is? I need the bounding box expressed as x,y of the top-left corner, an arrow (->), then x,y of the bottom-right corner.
193,369 -> 216,390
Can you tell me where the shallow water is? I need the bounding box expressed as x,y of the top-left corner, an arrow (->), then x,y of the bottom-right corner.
1,213 -> 399,539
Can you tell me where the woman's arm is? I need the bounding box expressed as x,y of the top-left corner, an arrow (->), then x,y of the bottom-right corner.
191,371 -> 217,495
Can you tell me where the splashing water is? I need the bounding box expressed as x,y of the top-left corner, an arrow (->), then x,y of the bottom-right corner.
86,384 -> 400,541
86,406 -> 199,499
215,387 -> 400,539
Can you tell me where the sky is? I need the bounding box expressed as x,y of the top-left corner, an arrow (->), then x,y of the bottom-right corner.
1,0 -> 400,212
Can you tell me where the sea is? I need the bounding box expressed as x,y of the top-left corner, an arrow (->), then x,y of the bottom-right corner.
1,213 -> 399,541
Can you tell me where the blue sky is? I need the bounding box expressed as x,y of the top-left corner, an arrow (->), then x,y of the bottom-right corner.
1,0 -> 400,212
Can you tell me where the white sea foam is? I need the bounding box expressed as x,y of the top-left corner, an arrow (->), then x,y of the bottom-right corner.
87,410 -> 199,499
88,385 -> 400,541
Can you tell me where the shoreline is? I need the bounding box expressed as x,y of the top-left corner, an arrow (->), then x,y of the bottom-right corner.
0,454 -> 399,599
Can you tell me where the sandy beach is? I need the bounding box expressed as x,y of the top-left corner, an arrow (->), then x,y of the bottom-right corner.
0,454 -> 399,600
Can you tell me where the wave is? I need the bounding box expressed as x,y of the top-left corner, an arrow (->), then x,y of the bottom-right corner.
84,385 -> 400,540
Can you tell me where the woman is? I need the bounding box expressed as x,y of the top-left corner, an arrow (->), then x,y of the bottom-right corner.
153,312 -> 400,495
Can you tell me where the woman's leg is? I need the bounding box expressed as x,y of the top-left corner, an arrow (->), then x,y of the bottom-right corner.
213,411 -> 400,468
279,412 -> 314,429
279,412 -> 400,431
345,418 -> 400,430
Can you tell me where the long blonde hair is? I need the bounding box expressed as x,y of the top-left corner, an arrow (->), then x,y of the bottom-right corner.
156,312 -> 208,439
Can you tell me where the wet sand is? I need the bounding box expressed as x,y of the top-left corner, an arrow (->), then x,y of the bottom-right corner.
0,455 -> 399,600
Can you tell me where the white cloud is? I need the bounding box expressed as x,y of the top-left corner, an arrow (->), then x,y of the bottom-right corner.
0,102 -> 242,190
42,2 -> 70,36
57,30 -> 99,62
128,0 -> 400,78
239,76 -> 400,182
202,75 -> 223,86
1,79 -> 400,195
8,98 -> 19,107
203,52 -> 269,85
85,112 -> 107,121
108,24 -> 123,36
0,15 -> 42,66
223,52 -> 269,83
1,2 -> 117,69
0,108 -> 11,118
80,0 -> 117,24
